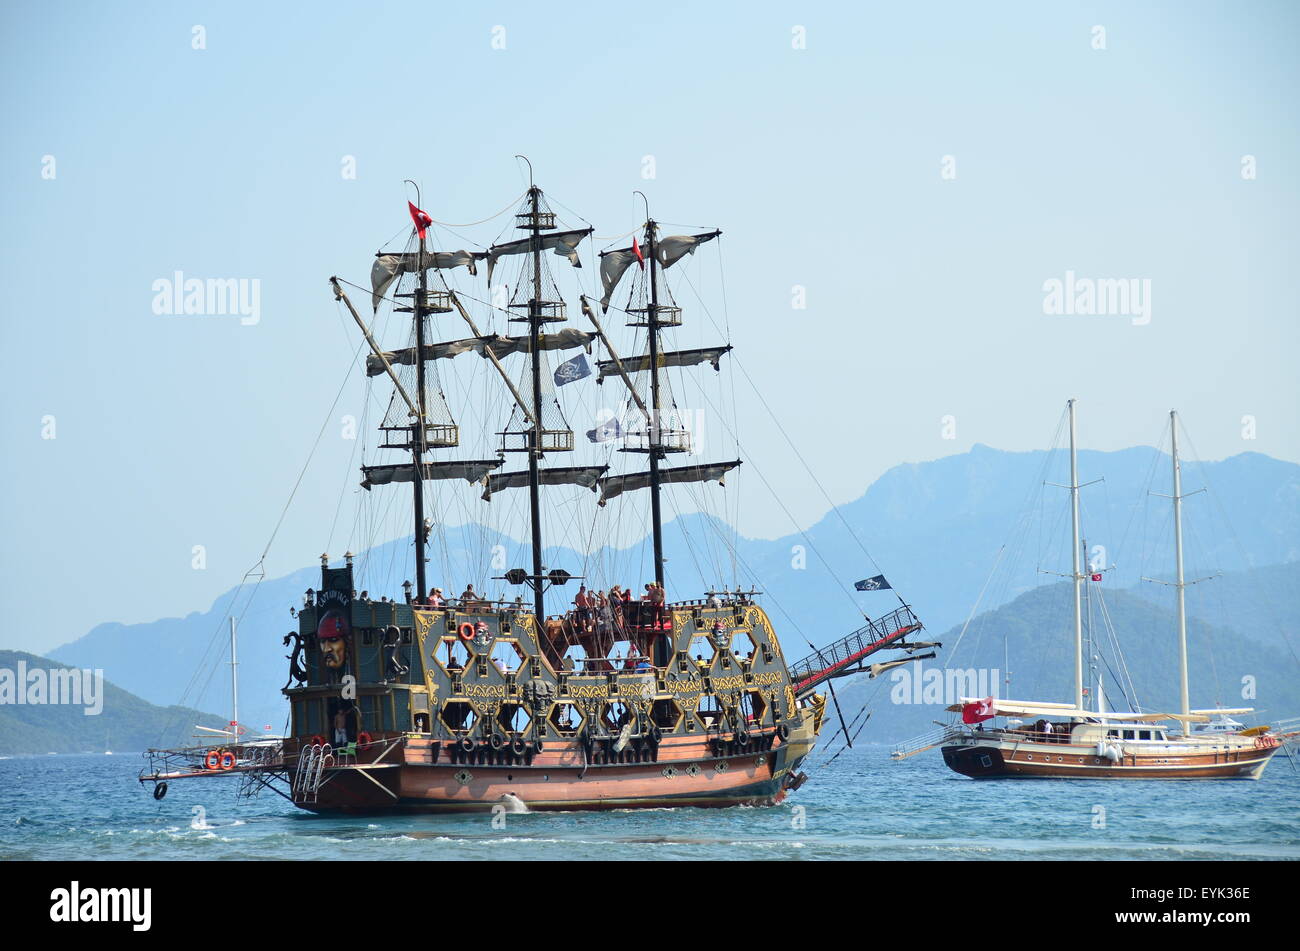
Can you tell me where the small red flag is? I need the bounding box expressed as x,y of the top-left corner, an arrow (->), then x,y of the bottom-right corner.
632,235 -> 645,269
962,697 -> 995,724
408,201 -> 432,239
1091,573 -> 1102,582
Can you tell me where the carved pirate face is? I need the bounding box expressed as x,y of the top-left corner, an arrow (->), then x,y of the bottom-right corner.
318,610 -> 350,669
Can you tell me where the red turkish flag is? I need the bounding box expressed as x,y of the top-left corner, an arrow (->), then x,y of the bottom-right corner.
962,697 -> 995,724
1091,573 -> 1102,582
408,201 -> 432,239
632,235 -> 645,269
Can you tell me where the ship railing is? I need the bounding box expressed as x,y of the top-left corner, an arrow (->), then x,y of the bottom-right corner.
788,605 -> 923,694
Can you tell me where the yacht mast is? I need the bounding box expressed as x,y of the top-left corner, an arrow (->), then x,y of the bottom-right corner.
1068,399 -> 1084,711
1170,409 -> 1190,719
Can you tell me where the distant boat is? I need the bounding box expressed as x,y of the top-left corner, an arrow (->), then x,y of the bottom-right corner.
940,403 -> 1294,780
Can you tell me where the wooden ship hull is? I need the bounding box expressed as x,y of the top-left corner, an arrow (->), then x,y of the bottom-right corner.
285,726 -> 819,813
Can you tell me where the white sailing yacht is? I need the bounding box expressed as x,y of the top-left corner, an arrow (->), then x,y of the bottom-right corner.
941,401 -> 1287,779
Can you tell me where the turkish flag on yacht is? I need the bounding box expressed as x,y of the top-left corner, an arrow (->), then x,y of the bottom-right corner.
962,697 -> 996,723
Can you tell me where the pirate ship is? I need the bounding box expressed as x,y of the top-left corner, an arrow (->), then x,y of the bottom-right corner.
141,167 -> 931,811
935,401 -> 1293,779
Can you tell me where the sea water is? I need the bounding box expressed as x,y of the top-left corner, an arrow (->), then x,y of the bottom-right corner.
2,746 -> 1297,861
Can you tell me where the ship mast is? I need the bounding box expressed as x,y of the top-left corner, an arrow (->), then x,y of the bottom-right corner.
411,189 -> 431,599
1170,409 -> 1190,720
1068,398 -> 1084,711
525,180 -> 547,620
644,214 -> 666,587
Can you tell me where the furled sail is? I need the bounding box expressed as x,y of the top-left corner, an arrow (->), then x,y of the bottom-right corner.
598,460 -> 741,506
598,246 -> 642,312
371,251 -> 486,312
657,230 -> 721,269
365,329 -> 597,377
595,345 -> 731,382
485,227 -> 593,285
481,465 -> 610,501
361,459 -> 503,491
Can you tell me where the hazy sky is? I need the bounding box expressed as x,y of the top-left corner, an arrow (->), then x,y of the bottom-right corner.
2,1 -> 1297,654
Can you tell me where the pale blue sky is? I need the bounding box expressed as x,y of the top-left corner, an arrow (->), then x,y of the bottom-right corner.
2,1 -> 1297,654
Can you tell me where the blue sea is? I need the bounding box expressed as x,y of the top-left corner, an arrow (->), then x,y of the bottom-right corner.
2,747 -> 1297,861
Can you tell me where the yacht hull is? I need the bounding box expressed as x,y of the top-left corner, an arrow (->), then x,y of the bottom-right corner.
942,740 -> 1277,780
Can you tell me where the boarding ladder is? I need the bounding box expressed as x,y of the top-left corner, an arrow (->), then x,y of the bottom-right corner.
291,743 -> 330,804
787,605 -> 923,698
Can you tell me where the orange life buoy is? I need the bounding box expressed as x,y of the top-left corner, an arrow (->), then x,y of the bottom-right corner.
458,622 -> 475,641
204,750 -> 221,770
357,731 -> 373,746
310,734 -> 326,747
219,751 -> 236,770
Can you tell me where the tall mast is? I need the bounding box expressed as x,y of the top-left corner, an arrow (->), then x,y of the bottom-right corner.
1170,410 -> 1190,720
229,617 -> 239,744
645,217 -> 666,588
411,208 -> 430,599
1068,398 -> 1084,711
526,183 -> 546,620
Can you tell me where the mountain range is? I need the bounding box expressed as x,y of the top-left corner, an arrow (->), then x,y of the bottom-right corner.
30,444 -> 1300,736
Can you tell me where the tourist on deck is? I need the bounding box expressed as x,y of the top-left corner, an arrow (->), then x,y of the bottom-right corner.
459,584 -> 477,607
650,583 -> 666,626
332,707 -> 348,746
575,585 -> 592,631
428,588 -> 444,607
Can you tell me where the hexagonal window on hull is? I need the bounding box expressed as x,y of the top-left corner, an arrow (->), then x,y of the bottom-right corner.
498,702 -> 533,734
740,689 -> 767,727
489,639 -> 527,676
440,700 -> 478,734
687,635 -> 715,670
601,701 -> 635,732
437,637 -> 471,674
548,702 -> 583,737
650,698 -> 683,731
697,693 -> 724,731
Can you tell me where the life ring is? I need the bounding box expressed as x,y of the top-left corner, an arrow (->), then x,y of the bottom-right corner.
310,735 -> 326,747
458,736 -> 475,753
458,622 -> 475,641
204,750 -> 221,770
357,731 -> 373,746
777,723 -> 790,741
219,751 -> 236,770
533,739 -> 545,754
736,729 -> 751,745
511,737 -> 527,756
153,782 -> 168,801
489,732 -> 506,751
